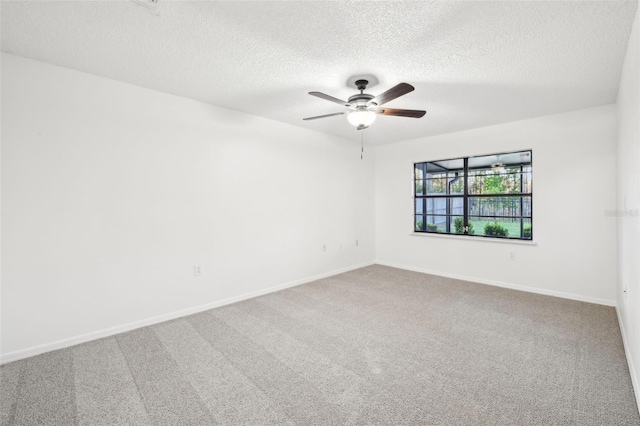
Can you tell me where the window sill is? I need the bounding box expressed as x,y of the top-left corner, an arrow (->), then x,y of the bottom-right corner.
410,232 -> 537,245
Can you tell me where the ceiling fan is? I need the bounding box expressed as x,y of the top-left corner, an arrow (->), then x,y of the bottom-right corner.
303,79 -> 426,130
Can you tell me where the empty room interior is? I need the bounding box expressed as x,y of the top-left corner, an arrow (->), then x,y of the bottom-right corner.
1,1 -> 640,424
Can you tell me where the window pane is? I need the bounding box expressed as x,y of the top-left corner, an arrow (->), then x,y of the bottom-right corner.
427,159 -> 464,171
450,197 -> 464,216
468,168 -> 527,195
467,217 -> 532,239
522,197 -> 532,218
427,197 -> 444,215
450,216 -> 467,234
425,177 -> 448,194
427,218 -> 445,233
468,151 -> 531,169
414,215 -> 467,234
468,218 -> 522,238
415,161 -> 464,195
522,166 -> 532,193
423,197 -> 464,216
414,215 -> 447,233
522,219 -> 532,239
468,196 -> 531,219
449,177 -> 464,194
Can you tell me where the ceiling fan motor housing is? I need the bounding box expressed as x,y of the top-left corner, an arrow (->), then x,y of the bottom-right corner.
348,93 -> 375,107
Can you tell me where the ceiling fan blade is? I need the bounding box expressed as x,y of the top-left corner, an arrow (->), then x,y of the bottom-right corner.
370,83 -> 415,106
309,92 -> 351,107
303,112 -> 347,121
375,108 -> 426,118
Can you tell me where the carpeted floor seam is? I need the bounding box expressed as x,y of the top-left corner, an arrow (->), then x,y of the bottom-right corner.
114,333 -> 154,423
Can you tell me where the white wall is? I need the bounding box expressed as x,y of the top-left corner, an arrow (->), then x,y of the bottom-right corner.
616,4 -> 640,407
0,53 -> 375,361
375,104 -> 618,305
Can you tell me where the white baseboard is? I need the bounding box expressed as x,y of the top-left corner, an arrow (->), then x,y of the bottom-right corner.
616,306 -> 640,414
0,261 -> 375,365
375,260 -> 617,307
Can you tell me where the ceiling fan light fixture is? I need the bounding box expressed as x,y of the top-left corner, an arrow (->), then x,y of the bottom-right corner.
491,162 -> 505,172
347,109 -> 376,128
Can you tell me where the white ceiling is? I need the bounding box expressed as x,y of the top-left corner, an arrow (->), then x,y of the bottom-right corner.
1,0 -> 637,146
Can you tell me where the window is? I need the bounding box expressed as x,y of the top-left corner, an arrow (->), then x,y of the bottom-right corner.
414,150 -> 532,240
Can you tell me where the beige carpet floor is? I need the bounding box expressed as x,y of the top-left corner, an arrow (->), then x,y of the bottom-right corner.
1,265 -> 639,425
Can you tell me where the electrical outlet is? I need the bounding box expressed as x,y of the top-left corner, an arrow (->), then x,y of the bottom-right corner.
339,243 -> 343,251
509,252 -> 516,261
323,244 -> 327,252
194,265 -> 202,276
356,239 -> 359,247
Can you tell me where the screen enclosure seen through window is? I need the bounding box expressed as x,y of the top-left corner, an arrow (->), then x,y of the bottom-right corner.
414,150 -> 532,240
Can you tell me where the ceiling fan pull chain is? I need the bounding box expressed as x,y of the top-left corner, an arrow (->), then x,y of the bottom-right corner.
361,133 -> 364,160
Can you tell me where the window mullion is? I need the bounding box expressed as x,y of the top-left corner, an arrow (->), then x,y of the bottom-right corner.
520,164 -> 524,238
463,157 -> 469,234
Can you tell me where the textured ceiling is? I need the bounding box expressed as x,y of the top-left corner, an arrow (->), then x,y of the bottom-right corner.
1,0 -> 637,145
